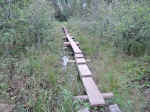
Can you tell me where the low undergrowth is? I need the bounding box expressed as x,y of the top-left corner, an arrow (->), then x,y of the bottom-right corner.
0,22 -> 85,111
1,0 -> 150,111
0,0 -> 85,111
65,22 -> 150,112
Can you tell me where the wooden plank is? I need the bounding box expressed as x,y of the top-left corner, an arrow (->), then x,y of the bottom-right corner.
64,42 -> 70,46
70,41 -> 82,54
63,27 -> 75,41
63,27 -> 82,53
64,42 -> 79,46
73,93 -> 113,101
77,64 -> 92,77
64,35 -> 81,54
68,59 -> 90,63
109,104 -> 122,112
75,58 -> 86,64
66,34 -> 74,42
81,77 -> 105,106
75,54 -> 84,58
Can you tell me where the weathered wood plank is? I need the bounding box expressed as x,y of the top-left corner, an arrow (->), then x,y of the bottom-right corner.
66,34 -> 74,42
75,54 -> 84,58
75,58 -> 86,64
73,93 -> 113,101
68,59 -> 90,63
109,104 -> 122,112
70,41 -> 82,54
63,27 -> 82,53
64,42 -> 79,46
77,64 -> 92,77
81,77 -> 105,106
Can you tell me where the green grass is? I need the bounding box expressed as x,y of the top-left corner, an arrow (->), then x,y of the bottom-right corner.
65,21 -> 149,112
0,20 -> 85,112
1,0 -> 149,110
87,41 -> 146,112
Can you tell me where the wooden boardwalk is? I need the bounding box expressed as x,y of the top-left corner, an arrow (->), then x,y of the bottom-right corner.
75,58 -> 86,64
75,54 -> 84,58
82,77 -> 105,106
62,27 -> 121,112
77,64 -> 92,77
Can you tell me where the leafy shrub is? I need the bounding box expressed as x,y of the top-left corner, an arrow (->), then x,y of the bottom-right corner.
129,41 -> 145,56
68,1 -> 150,57
51,0 -> 93,21
112,2 -> 150,56
0,0 -> 54,56
126,60 -> 150,90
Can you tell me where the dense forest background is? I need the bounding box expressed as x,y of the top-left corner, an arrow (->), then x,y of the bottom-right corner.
0,0 -> 150,112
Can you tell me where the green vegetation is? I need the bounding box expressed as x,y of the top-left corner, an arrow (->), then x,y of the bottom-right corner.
0,0 -> 150,112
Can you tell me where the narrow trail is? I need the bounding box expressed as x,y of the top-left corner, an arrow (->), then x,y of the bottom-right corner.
1,0 -> 149,111
62,26 -> 122,112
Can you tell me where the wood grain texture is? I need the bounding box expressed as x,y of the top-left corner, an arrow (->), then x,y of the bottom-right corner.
75,54 -> 84,58
77,64 -> 92,77
75,58 -> 86,64
64,42 -> 79,46
81,77 -> 105,106
70,41 -> 82,54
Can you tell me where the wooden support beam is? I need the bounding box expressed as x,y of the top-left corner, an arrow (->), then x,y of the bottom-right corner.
81,77 -> 105,106
64,42 -> 70,46
73,93 -> 113,101
64,42 -> 79,46
75,54 -> 84,58
75,58 -> 86,64
68,59 -> 90,63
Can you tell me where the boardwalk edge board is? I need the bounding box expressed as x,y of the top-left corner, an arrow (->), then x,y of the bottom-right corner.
81,77 -> 105,106
62,27 -> 122,111
68,59 -> 90,63
75,54 -> 84,58
73,93 -> 114,101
